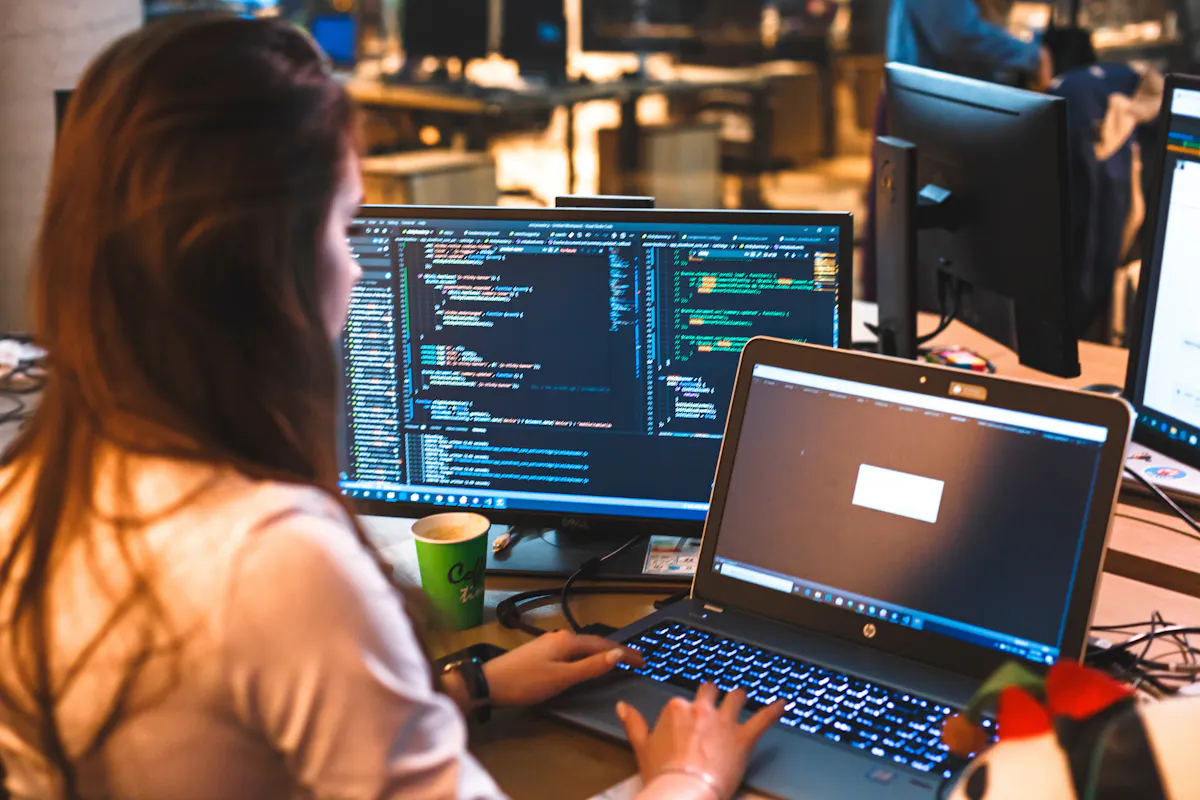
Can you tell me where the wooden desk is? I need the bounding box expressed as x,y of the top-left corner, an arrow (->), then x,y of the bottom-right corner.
346,74 -> 773,203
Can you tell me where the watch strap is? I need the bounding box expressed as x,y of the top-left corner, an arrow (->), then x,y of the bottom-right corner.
453,657 -> 492,724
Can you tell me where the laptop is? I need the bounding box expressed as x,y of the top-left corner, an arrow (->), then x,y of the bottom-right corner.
546,338 -> 1133,799
1121,73 -> 1200,509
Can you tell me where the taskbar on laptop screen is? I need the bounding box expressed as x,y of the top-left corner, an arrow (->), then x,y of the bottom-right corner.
712,557 -> 1058,665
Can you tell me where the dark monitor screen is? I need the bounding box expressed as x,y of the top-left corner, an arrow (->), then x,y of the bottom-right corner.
340,209 -> 850,525
711,364 -> 1109,665
501,0 -> 568,77
403,0 -> 489,60
885,64 -> 1079,378
1126,81 -> 1200,465
580,0 -> 695,54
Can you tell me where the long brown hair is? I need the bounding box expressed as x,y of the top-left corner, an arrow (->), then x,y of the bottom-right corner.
0,14 -> 372,795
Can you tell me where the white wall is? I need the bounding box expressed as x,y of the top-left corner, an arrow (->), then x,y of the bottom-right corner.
0,0 -> 142,333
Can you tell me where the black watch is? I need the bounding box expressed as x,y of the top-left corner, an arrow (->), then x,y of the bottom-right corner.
443,656 -> 492,724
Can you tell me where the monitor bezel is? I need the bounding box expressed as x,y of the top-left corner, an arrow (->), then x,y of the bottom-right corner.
1124,73 -> 1200,469
693,337 -> 1133,680
346,204 -> 854,533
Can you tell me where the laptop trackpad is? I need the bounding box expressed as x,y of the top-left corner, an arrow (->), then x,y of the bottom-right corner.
547,677 -> 940,799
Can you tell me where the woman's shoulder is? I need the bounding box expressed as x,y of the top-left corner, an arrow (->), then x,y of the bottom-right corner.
148,464 -> 359,581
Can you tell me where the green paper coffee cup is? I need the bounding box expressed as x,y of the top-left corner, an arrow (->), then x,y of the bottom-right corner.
412,512 -> 490,630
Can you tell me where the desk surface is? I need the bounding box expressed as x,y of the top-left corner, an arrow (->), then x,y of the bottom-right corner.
345,73 -> 769,114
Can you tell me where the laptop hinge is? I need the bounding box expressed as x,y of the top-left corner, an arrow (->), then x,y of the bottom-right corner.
703,603 -> 724,614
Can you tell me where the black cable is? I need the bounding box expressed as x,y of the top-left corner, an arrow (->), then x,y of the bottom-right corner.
1115,512 -> 1200,543
0,354 -> 46,429
1124,465 -> 1200,539
854,278 -> 964,353
915,278 -> 963,347
1101,625 -> 1200,654
1092,619 -> 1178,631
497,583 -> 682,637
561,535 -> 647,633
0,394 -> 24,425
1087,613 -> 1200,697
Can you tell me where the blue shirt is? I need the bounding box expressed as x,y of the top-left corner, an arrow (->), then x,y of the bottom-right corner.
887,0 -> 1041,80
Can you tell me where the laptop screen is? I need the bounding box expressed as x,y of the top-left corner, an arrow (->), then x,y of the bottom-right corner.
1130,86 -> 1200,460
710,364 -> 1109,665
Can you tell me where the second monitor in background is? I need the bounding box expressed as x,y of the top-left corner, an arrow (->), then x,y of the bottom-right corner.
403,0 -> 490,63
500,0 -> 568,84
342,207 -> 852,579
874,63 -> 1080,379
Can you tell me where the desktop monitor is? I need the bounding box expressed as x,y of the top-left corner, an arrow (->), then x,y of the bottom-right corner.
1124,74 -> 1200,469
342,206 -> 851,578
403,0 -> 490,61
580,0 -> 694,54
500,0 -> 568,82
875,63 -> 1081,379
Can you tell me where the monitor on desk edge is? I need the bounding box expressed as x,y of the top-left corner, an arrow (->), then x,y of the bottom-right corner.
339,205 -> 852,542
877,64 -> 1080,379
1125,74 -> 1200,471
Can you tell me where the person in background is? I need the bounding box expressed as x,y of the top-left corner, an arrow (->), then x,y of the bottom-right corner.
0,14 -> 781,800
862,0 -> 1053,300
887,0 -> 1053,85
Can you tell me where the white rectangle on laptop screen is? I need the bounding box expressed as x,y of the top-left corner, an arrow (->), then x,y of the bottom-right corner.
752,364 -> 1107,443
852,465 -> 944,523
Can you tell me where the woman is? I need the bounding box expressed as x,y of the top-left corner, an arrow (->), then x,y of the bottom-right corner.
0,15 -> 781,800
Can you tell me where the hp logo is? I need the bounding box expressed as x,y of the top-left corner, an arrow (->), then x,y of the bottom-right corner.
863,624 -> 877,639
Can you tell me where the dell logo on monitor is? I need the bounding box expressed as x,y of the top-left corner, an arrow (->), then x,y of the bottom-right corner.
863,624 -> 877,639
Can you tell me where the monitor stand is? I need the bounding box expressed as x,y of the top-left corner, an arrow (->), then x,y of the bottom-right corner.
486,526 -> 698,583
873,135 -> 956,360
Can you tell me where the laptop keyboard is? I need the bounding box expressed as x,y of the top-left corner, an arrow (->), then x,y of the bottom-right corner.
617,622 -> 996,777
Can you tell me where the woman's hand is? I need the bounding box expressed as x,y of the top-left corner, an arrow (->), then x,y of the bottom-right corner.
617,684 -> 784,800
479,630 -> 644,707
